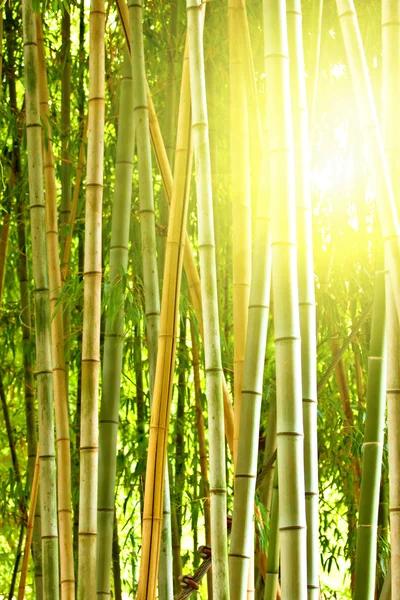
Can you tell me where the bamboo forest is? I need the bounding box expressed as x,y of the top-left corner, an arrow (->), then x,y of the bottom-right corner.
2,0 -> 400,598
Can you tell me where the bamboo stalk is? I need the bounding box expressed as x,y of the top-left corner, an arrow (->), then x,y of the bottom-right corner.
382,2 -> 400,596
115,0 -> 234,454
18,448 -> 40,600
336,0 -> 400,322
354,269 -> 386,598
97,50 -> 135,600
77,1 -> 105,597
22,1 -> 59,596
36,18 -> 75,600
186,2 -> 229,597
264,1 -> 307,597
286,3 -> 319,597
135,17 -> 192,597
264,466 -> 280,600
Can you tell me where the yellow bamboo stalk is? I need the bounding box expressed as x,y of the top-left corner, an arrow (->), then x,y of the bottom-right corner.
78,1 -> 105,598
114,0 -> 234,454
18,448 -> 40,600
36,18 -> 75,600
136,33 -> 193,600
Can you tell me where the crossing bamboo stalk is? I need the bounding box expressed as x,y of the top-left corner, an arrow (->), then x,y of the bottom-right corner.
264,1 -> 307,596
336,0 -> 400,322
135,12 -> 193,600
186,1 -> 229,597
22,1 -> 59,596
36,18 -> 75,600
77,1 -> 105,597
114,0 -> 234,454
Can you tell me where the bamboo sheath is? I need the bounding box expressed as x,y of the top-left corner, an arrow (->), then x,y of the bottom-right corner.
96,51 -> 135,600
115,0 -> 234,454
77,2 -> 105,598
286,2 -> 319,597
186,1 -> 229,598
264,1 -> 307,597
336,0 -> 400,322
382,2 -> 400,596
22,1 -> 60,597
135,15 -> 193,600
36,19 -> 75,600
354,270 -> 386,599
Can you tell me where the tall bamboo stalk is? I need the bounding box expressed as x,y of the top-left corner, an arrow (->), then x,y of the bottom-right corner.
186,2 -> 229,597
263,466 -> 280,600
229,145 -> 272,599
286,3 -> 319,597
264,1 -> 307,597
115,0 -> 235,453
382,2 -> 400,596
135,18 -> 192,597
22,1 -> 59,596
354,269 -> 386,598
36,19 -> 75,600
336,0 -> 400,322
97,50 -> 135,600
77,1 -> 105,597
228,0 -> 252,467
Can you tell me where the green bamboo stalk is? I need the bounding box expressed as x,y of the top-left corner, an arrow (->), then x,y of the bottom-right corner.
264,466 -> 280,600
354,269 -> 386,599
306,0 -> 323,130
186,2 -> 229,598
78,1 -> 105,597
229,145 -> 272,599
36,19 -> 75,599
96,50 -> 134,600
336,0 -> 400,322
264,1 -> 307,597
286,3 -> 319,597
382,2 -> 400,596
22,0 -> 59,597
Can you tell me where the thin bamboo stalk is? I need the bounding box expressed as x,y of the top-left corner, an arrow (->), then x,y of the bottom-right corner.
354,269 -> 386,598
135,15 -> 192,596
18,448 -> 40,600
306,0 -> 323,129
264,1 -> 307,597
97,50 -> 135,600
36,19 -> 74,600
382,2 -> 400,597
336,0 -> 400,322
186,2 -> 229,598
286,3 -> 319,597
77,1 -> 105,597
22,1 -> 59,596
264,466 -> 280,600
0,212 -> 10,300
115,0 -> 234,454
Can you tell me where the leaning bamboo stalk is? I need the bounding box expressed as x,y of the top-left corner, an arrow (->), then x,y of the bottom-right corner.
18,448 -> 40,600
22,1 -> 59,597
336,0 -> 400,322
135,19 -> 192,598
186,2 -> 229,597
354,269 -> 386,598
96,50 -> 135,600
286,2 -> 319,597
0,212 -> 10,300
77,1 -> 105,598
36,18 -> 74,600
382,2 -> 400,596
115,0 -> 234,454
229,145 -> 272,598
264,1 -> 307,597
